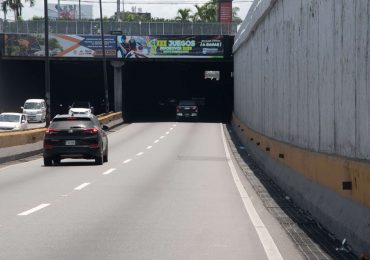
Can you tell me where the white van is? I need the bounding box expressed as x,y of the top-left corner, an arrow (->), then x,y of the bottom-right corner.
21,99 -> 46,122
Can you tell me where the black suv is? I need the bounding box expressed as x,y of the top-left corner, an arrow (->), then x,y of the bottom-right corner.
43,114 -> 108,166
176,100 -> 199,121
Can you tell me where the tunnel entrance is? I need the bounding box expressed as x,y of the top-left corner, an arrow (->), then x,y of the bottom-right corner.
122,60 -> 233,122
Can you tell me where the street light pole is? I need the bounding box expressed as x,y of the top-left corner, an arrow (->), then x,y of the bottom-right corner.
44,0 -> 51,125
99,0 -> 109,113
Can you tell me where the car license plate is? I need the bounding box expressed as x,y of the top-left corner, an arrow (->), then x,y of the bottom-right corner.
65,140 -> 76,146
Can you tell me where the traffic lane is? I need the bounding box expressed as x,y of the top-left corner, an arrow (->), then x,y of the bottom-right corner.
0,123 -> 178,224
27,122 -> 46,129
0,123 -> 269,260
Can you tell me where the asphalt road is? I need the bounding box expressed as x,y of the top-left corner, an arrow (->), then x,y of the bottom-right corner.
0,123 -> 303,260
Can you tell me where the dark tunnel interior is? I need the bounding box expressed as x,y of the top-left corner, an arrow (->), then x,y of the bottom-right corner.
0,59 -> 233,122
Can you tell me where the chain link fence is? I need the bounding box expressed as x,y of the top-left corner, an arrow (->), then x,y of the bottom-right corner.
0,20 -> 237,35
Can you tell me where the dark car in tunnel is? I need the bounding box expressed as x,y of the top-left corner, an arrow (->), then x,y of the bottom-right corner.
43,114 -> 108,166
176,100 -> 199,121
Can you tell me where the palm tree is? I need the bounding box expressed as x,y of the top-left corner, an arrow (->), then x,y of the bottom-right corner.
1,0 -> 8,20
175,8 -> 191,22
1,0 -> 35,21
192,0 -> 217,22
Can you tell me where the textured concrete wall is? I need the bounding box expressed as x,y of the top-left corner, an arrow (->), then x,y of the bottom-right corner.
233,0 -> 370,256
234,0 -> 370,160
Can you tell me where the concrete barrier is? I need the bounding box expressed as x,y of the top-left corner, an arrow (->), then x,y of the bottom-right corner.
232,114 -> 370,256
0,112 -> 123,163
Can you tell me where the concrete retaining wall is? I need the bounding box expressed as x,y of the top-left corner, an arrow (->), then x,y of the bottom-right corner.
233,0 -> 370,256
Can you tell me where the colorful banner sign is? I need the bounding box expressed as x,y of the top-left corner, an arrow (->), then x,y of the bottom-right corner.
3,34 -> 116,58
117,35 -> 224,59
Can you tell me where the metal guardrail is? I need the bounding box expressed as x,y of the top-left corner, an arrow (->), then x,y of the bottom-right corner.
0,20 -> 237,35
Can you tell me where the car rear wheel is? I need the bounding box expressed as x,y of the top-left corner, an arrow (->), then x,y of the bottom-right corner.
44,157 -> 53,166
53,158 -> 61,165
103,148 -> 108,163
95,150 -> 104,165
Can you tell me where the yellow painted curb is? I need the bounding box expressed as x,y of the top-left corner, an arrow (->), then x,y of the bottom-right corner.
233,113 -> 370,209
0,112 -> 123,149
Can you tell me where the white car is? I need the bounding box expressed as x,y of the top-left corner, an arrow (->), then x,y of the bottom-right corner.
68,101 -> 94,116
0,113 -> 28,131
21,99 -> 46,122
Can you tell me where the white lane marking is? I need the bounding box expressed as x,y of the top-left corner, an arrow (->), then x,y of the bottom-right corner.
103,168 -> 116,175
146,146 -> 152,150
169,128 -> 174,131
136,152 -> 144,156
74,182 -> 90,191
165,131 -> 170,135
123,159 -> 132,164
18,203 -> 50,216
173,124 -> 177,127
154,140 -> 159,144
220,124 -> 283,260
160,136 -> 165,139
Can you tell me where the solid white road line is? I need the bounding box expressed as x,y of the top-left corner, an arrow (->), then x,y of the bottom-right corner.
136,152 -> 144,156
160,136 -> 165,139
74,183 -> 91,191
146,146 -> 152,150
123,159 -> 132,164
154,140 -> 159,144
103,168 -> 116,175
220,124 -> 283,260
18,204 -> 51,216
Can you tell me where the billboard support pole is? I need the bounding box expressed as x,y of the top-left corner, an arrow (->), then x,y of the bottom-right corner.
99,0 -> 109,113
44,0 -> 51,126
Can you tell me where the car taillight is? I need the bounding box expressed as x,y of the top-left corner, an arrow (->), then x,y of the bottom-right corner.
176,106 -> 180,113
45,128 -> 59,135
88,143 -> 99,148
44,144 -> 54,149
84,128 -> 99,134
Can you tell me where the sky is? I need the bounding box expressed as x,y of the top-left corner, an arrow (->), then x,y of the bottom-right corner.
0,0 -> 253,22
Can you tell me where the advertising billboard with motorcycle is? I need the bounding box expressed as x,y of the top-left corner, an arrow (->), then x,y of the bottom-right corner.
117,35 -> 224,59
3,34 -> 116,58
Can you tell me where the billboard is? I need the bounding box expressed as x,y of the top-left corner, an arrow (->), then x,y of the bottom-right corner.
117,35 -> 224,59
48,4 -> 93,20
3,34 -> 116,58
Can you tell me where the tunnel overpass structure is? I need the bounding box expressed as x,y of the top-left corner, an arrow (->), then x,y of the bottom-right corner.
233,0 -> 370,256
0,21 -> 235,122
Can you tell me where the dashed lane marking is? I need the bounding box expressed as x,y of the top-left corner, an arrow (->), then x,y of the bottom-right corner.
154,140 -> 159,144
136,152 -> 144,156
18,203 -> 51,216
103,168 -> 116,175
74,183 -> 91,191
146,146 -> 152,150
123,159 -> 132,164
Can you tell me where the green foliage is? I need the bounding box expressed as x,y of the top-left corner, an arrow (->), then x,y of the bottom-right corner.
1,0 -> 35,20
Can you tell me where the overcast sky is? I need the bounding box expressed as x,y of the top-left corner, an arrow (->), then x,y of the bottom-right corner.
0,0 -> 253,22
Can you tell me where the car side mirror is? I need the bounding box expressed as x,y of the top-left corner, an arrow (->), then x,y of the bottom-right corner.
22,120 -> 26,123
68,106 -> 71,109
91,106 -> 94,109
21,106 -> 24,110
102,125 -> 109,131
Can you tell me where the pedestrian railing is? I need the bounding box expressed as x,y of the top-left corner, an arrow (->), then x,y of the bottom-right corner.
0,20 -> 237,35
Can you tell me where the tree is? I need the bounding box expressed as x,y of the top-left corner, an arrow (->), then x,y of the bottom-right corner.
232,7 -> 242,24
192,0 -> 217,22
175,8 -> 191,22
1,1 -> 8,21
1,0 -> 35,21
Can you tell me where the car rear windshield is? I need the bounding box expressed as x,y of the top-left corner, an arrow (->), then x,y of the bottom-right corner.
72,102 -> 90,108
179,100 -> 196,106
0,114 -> 20,122
51,118 -> 94,129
